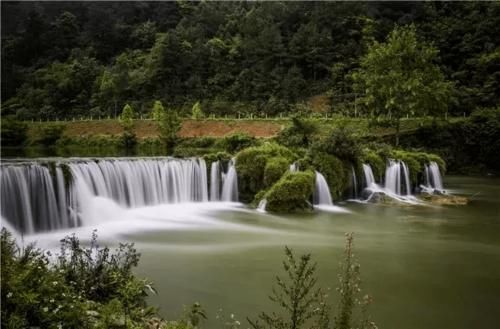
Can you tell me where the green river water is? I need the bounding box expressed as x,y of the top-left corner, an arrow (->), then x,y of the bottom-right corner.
121,176 -> 500,329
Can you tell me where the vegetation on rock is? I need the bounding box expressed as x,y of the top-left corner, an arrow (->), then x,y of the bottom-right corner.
264,171 -> 315,213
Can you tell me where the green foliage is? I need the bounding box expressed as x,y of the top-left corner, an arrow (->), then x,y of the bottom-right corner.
277,116 -> 318,148
191,101 -> 204,120
353,24 -> 453,145
1,228 -> 158,328
35,123 -> 66,147
152,100 -> 182,153
235,143 -> 297,202
312,127 -> 361,163
220,133 -> 256,154
263,157 -> 289,188
334,233 -> 377,329
248,246 -> 321,329
120,104 -> 135,131
265,171 -> 315,213
248,234 -> 376,329
1,117 -> 28,147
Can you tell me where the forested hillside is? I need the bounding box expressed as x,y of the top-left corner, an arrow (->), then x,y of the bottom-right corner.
2,1 -> 499,120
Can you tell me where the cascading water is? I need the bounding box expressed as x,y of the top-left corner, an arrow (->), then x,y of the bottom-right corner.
221,159 -> 239,202
314,171 -> 333,205
424,161 -> 444,190
289,162 -> 298,172
362,164 -> 376,188
351,166 -> 358,198
384,160 -> 411,196
1,157 -> 239,234
210,161 -> 221,201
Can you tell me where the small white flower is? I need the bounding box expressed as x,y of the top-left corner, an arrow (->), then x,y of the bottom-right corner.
43,307 -> 49,312
50,299 -> 55,303
52,281 -> 58,286
6,292 -> 12,298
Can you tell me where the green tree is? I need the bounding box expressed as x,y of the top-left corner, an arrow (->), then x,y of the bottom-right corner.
353,24 -> 453,145
119,103 -> 135,131
191,101 -> 204,119
151,100 -> 181,153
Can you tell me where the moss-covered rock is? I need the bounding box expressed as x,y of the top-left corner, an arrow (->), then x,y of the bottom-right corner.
235,142 -> 297,202
264,156 -> 289,188
265,171 -> 315,213
310,152 -> 350,201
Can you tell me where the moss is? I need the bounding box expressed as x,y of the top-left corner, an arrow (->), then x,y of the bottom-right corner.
265,170 -> 315,213
310,152 -> 349,201
264,156 -> 289,188
235,142 -> 297,202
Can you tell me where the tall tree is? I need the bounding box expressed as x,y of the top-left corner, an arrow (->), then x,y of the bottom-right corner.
353,24 -> 453,145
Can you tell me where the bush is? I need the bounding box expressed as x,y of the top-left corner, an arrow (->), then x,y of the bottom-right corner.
313,127 -> 361,163
235,143 -> 297,202
263,157 -> 289,188
1,229 -> 158,328
35,123 -> 66,147
265,171 -> 315,213
276,116 -> 318,148
219,133 -> 256,154
1,117 -> 28,147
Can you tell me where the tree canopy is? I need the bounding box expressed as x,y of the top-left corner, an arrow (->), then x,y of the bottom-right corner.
1,1 -> 499,120
353,24 -> 453,145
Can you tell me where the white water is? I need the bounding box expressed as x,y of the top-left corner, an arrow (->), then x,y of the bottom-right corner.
1,158 -> 239,233
351,166 -> 358,198
314,171 -> 333,205
425,162 -> 444,190
257,199 -> 267,213
289,163 -> 298,172
221,159 -> 238,202
362,164 -> 376,188
385,160 -> 412,196
210,161 -> 221,201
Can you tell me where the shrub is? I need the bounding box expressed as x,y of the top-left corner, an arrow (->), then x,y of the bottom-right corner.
248,233 -> 376,329
1,228 -> 158,328
1,117 -> 28,147
35,123 -> 66,147
265,170 -> 315,213
276,116 -> 318,148
219,133 -> 256,154
313,127 -> 361,163
191,101 -> 204,119
263,157 -> 289,188
235,143 -> 297,202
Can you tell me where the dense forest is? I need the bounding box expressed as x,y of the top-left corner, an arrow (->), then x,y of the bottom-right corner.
1,1 -> 499,120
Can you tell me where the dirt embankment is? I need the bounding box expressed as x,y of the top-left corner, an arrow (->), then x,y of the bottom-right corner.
29,119 -> 286,139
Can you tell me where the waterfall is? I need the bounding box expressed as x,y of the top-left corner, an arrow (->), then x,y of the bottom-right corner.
426,162 -> 444,190
210,161 -> 221,201
384,160 -> 411,196
289,162 -> 298,172
257,199 -> 267,213
362,164 -> 376,188
314,171 -> 333,205
0,157 -> 227,234
351,166 -> 358,198
221,159 -> 239,202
